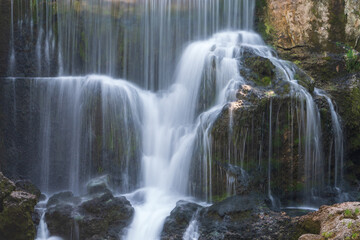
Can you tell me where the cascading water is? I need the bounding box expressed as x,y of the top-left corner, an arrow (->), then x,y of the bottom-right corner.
3,0 -> 348,239
314,89 -> 344,189
8,0 -> 254,90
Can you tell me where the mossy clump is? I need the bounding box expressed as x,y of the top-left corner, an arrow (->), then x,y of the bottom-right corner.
342,86 -> 360,151
241,55 -> 276,87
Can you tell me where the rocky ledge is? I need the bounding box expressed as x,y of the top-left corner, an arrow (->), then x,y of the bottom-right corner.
162,194 -> 360,240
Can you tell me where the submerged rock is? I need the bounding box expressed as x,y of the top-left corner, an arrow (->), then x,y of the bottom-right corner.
0,172 -> 38,240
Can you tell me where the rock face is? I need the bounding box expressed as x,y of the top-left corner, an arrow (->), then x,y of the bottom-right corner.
257,0 -> 360,50
0,172 -> 39,240
45,177 -> 134,240
298,202 -> 360,239
190,46 -> 339,205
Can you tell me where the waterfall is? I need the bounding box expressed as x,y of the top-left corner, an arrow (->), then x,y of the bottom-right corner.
2,0 -> 347,239
9,0 -> 254,89
32,76 -> 143,194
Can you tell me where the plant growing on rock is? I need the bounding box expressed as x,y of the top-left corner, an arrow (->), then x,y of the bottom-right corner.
322,231 -> 334,239
343,209 -> 359,219
345,48 -> 360,73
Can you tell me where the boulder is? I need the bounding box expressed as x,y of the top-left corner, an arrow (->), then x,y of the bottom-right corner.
161,201 -> 203,240
45,203 -> 76,240
78,192 -> 134,239
45,184 -> 134,240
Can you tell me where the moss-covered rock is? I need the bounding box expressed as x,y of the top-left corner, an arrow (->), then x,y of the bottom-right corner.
0,172 -> 15,202
0,173 -> 38,240
241,51 -> 276,87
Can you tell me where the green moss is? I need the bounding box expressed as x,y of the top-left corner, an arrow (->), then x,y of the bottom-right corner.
342,87 -> 360,150
346,49 -> 360,73
212,192 -> 229,203
255,0 -> 275,42
261,76 -> 272,86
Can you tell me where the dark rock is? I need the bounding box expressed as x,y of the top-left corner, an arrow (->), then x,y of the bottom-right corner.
161,201 -> 203,240
45,203 -> 76,240
78,193 -> 134,239
45,190 -> 134,240
162,195 -> 304,240
198,195 -> 302,240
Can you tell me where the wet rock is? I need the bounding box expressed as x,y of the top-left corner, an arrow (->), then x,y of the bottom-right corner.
162,194 -> 303,240
78,192 -> 134,239
45,203 -> 76,240
0,172 -> 38,240
45,185 -> 134,240
161,201 -> 203,240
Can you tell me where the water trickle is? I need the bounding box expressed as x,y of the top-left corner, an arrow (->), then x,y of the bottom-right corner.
314,89 -> 344,188
183,210 -> 200,240
268,98 -> 275,206
9,0 -> 15,75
